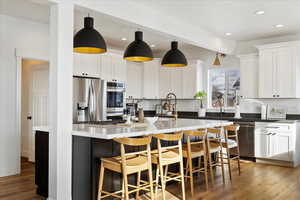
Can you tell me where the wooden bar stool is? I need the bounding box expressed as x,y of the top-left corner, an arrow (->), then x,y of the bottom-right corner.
222,125 -> 241,180
151,132 -> 186,200
97,136 -> 154,200
206,128 -> 225,185
181,130 -> 209,197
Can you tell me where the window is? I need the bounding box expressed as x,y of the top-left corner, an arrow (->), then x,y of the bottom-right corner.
208,68 -> 240,108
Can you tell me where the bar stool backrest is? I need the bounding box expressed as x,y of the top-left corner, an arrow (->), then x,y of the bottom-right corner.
153,132 -> 183,161
183,130 -> 207,147
113,136 -> 152,168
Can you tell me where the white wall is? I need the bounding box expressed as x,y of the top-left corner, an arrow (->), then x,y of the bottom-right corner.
0,14 -> 49,177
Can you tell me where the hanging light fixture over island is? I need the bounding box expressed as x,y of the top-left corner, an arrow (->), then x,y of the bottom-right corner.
74,16 -> 107,54
161,41 -> 187,67
123,31 -> 153,62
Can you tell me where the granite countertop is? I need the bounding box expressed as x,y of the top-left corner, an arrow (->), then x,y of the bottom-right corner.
72,118 -> 233,139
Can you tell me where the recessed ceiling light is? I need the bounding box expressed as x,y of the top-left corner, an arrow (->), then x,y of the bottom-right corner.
225,32 -> 232,36
274,24 -> 284,28
255,10 -> 265,15
121,37 -> 127,41
150,44 -> 155,47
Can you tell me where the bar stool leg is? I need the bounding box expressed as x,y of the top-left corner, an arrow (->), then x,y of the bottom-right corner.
188,156 -> 194,196
219,151 -> 225,184
158,162 -> 166,200
123,174 -> 129,200
236,134 -> 241,176
208,152 -> 215,185
179,155 -> 186,200
226,147 -> 232,181
136,171 -> 141,199
97,162 -> 105,200
203,154 -> 209,191
185,161 -> 189,182
155,166 -> 159,197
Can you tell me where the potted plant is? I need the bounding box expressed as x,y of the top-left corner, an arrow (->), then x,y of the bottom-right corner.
194,91 -> 207,117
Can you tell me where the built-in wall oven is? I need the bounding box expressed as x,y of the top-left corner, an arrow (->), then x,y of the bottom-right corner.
106,81 -> 125,117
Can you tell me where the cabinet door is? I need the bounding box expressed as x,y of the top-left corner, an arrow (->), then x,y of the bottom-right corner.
182,64 -> 198,98
240,55 -> 258,98
126,61 -> 143,98
170,68 -> 183,98
143,60 -> 159,99
271,133 -> 292,161
73,53 -> 100,77
275,47 -> 295,98
100,54 -> 113,81
259,50 -> 275,98
112,55 -> 127,82
255,130 -> 270,158
159,67 -> 171,98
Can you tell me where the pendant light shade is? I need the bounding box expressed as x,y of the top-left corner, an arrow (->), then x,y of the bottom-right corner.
123,31 -> 153,62
161,41 -> 187,67
213,53 -> 221,66
74,17 -> 107,54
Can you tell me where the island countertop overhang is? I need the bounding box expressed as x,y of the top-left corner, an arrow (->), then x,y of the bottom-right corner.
72,119 -> 233,139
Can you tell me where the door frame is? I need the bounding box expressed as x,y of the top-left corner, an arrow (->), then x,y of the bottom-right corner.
16,48 -> 49,166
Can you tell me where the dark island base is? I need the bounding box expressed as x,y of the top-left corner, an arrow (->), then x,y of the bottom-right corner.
72,135 -> 206,200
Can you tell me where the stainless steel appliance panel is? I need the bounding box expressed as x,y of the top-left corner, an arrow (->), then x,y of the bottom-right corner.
73,77 -> 107,123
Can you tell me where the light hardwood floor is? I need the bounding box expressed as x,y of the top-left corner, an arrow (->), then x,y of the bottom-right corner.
0,159 -> 299,200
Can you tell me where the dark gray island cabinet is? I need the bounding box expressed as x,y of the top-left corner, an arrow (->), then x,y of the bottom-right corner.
35,119 -> 232,200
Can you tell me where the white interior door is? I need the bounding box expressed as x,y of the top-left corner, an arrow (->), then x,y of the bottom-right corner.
28,63 -> 49,162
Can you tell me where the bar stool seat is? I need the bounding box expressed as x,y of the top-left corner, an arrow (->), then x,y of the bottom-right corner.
221,138 -> 237,148
209,142 -> 222,153
172,144 -> 205,158
102,155 -> 148,174
151,150 -> 181,165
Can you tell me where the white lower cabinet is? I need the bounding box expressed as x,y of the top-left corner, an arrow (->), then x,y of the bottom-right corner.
255,123 -> 296,165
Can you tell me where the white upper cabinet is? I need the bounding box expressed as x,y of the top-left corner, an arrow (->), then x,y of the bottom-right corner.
238,54 -> 259,99
159,60 -> 201,99
126,61 -> 143,98
159,66 -> 172,98
143,59 -> 160,99
257,41 -> 300,98
73,53 -> 100,78
182,60 -> 202,99
100,53 -> 127,82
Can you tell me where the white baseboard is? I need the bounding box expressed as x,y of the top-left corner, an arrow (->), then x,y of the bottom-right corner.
0,167 -> 20,178
256,158 -> 293,168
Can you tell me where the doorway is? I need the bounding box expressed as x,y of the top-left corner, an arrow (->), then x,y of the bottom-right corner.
21,59 -> 49,162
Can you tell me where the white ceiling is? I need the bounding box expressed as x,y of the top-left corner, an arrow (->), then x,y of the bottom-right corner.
137,0 -> 300,41
2,0 -> 300,53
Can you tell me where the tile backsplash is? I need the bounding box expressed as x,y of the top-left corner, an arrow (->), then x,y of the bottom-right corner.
135,98 -> 300,114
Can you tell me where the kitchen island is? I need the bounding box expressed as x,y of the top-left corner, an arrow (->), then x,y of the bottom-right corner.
35,118 -> 232,200
72,118 -> 232,200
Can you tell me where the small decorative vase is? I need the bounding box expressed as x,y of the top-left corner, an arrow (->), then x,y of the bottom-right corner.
198,108 -> 206,117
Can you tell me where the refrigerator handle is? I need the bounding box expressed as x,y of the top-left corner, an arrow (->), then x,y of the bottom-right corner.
88,82 -> 95,121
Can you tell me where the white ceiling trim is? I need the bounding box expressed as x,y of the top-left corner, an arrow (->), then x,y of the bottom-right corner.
71,0 -> 236,54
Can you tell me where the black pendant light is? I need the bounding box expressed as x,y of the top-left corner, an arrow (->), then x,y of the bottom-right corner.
123,31 -> 153,62
161,41 -> 187,67
74,16 -> 107,54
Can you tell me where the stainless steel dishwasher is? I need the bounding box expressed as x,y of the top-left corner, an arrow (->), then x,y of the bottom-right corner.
231,121 -> 255,160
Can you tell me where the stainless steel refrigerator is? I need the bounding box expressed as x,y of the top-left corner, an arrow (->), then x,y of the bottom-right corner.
73,77 -> 107,123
